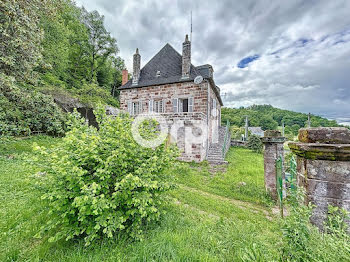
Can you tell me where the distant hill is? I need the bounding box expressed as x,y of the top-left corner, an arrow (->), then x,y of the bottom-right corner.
221,105 -> 347,137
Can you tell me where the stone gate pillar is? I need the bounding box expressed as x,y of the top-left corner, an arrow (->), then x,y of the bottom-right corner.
262,130 -> 285,199
289,127 -> 350,230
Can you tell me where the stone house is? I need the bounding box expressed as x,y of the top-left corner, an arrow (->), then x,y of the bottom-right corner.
118,35 -> 230,162
248,127 -> 264,137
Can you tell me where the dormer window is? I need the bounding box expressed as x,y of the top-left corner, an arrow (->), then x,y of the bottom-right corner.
156,70 -> 161,77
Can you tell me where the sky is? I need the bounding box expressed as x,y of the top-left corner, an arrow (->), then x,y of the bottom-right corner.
75,0 -> 350,125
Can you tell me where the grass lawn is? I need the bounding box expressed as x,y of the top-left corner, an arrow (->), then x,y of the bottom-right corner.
1,136 -> 282,261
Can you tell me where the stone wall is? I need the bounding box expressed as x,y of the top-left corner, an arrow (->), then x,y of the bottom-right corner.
289,127 -> 350,230
231,140 -> 247,147
119,79 -> 222,162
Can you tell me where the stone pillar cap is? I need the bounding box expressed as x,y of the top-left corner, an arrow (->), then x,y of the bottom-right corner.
262,130 -> 285,143
298,127 -> 350,144
264,130 -> 282,137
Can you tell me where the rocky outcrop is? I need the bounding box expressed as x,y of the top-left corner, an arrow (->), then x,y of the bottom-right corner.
52,93 -> 120,127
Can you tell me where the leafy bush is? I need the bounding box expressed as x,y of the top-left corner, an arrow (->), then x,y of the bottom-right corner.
0,74 -> 66,136
35,107 -> 178,245
247,134 -> 263,153
281,187 -> 350,261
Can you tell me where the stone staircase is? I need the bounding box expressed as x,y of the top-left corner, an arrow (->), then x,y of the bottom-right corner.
207,125 -> 231,165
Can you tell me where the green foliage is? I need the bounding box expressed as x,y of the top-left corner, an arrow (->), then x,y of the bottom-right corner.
221,105 -> 345,138
38,0 -> 124,102
281,187 -> 350,261
0,74 -> 66,136
1,0 -> 124,136
230,126 -> 249,140
247,135 -> 263,153
0,0 -> 47,82
35,107 -> 178,245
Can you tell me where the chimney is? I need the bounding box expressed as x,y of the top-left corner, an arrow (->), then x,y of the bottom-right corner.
122,69 -> 128,85
132,48 -> 141,85
181,34 -> 191,79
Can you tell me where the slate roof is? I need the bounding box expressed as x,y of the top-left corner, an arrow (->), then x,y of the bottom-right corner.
248,127 -> 264,137
118,43 -> 223,105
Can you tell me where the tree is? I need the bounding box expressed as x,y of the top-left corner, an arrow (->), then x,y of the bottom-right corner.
81,8 -> 118,83
0,0 -> 50,82
260,115 -> 278,130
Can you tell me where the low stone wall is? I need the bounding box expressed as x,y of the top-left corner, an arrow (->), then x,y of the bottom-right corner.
289,127 -> 350,230
231,140 -> 247,147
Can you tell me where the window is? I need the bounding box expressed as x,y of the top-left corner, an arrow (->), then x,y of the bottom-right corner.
128,101 -> 142,115
175,97 -> 193,113
149,100 -> 164,113
154,100 -> 164,113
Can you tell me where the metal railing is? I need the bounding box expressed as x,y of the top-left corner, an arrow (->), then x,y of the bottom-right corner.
222,120 -> 230,157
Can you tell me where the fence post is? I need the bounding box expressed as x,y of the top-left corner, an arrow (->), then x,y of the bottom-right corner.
262,130 -> 285,200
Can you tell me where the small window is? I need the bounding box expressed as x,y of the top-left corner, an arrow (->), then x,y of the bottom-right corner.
153,100 -> 164,113
178,97 -> 193,112
129,101 -> 142,115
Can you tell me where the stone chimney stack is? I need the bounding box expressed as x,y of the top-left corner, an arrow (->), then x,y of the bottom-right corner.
182,34 -> 191,79
122,69 -> 128,85
132,48 -> 141,85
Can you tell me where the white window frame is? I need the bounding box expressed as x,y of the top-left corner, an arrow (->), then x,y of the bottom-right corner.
176,97 -> 194,113
153,100 -> 164,113
129,101 -> 142,115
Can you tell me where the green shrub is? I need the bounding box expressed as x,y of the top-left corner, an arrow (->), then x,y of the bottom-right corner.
247,134 -> 263,153
281,187 -> 350,261
0,74 -> 66,136
35,107 -> 178,245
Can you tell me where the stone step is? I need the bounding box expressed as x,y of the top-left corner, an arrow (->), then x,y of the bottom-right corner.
208,160 -> 228,165
207,157 -> 224,160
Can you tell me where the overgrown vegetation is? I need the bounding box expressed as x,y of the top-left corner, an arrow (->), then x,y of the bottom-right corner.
34,108 -> 178,245
281,187 -> 350,261
221,105 -> 343,137
0,0 -> 124,136
1,137 -> 349,261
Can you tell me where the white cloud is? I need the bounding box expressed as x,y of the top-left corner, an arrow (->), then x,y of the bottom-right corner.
76,0 -> 350,122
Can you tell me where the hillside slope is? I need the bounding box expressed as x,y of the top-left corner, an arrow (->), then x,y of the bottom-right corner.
221,104 -> 345,136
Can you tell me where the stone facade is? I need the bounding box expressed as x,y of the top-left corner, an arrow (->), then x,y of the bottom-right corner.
262,130 -> 285,199
289,127 -> 350,230
119,81 -> 221,162
118,36 -> 224,162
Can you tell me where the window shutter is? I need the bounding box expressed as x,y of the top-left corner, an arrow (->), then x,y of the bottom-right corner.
178,99 -> 183,113
189,97 -> 194,112
128,101 -> 132,115
139,101 -> 143,114
172,98 -> 178,113
149,100 -> 153,113
162,99 -> 165,113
